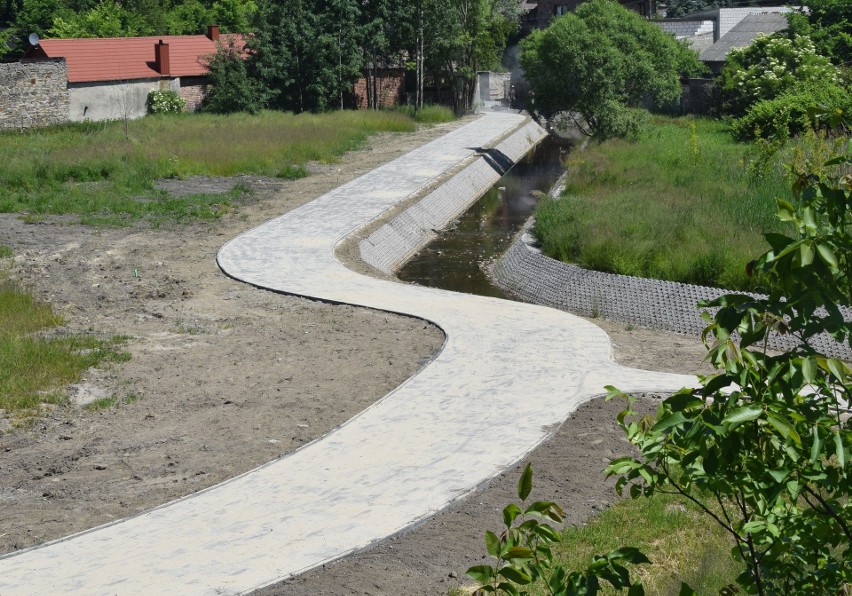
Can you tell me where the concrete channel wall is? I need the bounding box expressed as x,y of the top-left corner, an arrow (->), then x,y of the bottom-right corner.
359,118 -> 548,275
491,223 -> 852,361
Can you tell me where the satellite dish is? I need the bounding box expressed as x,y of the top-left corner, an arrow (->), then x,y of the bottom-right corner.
28,33 -> 40,47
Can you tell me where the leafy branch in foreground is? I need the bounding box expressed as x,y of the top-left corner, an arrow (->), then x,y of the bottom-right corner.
607,118 -> 851,595
466,463 -> 649,596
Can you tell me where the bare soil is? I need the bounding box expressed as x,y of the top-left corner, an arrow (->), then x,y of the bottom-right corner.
0,118 -> 712,593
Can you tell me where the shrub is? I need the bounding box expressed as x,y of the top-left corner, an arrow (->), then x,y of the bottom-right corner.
721,33 -> 839,117
202,38 -> 267,115
731,82 -> 852,141
519,0 -> 703,140
147,89 -> 187,114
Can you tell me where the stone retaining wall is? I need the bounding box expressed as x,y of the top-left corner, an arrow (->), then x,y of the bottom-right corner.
0,59 -> 69,130
359,118 -> 548,275
491,223 -> 852,360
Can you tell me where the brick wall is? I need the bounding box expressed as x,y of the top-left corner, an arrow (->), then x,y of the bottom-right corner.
179,77 -> 207,112
0,59 -> 69,130
354,68 -> 404,109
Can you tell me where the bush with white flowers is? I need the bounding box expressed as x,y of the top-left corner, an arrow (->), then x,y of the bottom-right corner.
148,89 -> 187,114
721,34 -> 839,116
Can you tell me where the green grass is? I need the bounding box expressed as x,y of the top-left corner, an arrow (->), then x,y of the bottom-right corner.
455,493 -> 739,596
0,109 -> 418,226
0,281 -> 130,413
554,493 -> 739,594
534,116 -> 796,291
394,104 -> 456,124
0,245 -> 12,259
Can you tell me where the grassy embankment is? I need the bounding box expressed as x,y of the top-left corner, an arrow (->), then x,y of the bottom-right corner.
0,259 -> 129,417
534,117 -> 797,291
0,109 -> 440,226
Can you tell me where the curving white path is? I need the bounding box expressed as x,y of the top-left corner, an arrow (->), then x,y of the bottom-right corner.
0,113 -> 697,595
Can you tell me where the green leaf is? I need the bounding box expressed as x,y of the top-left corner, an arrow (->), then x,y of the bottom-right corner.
816,243 -> 839,269
679,582 -> 698,596
467,565 -> 496,583
498,566 -> 532,584
650,411 -> 687,432
518,463 -> 533,501
799,242 -> 815,266
835,431 -> 846,470
503,503 -> 522,528
505,547 -> 535,560
810,429 -> 821,463
628,583 -> 646,596
723,405 -> 763,425
766,412 -> 802,446
610,547 -> 650,565
485,531 -> 500,558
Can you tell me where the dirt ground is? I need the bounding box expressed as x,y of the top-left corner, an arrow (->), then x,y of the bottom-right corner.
0,117 -> 712,593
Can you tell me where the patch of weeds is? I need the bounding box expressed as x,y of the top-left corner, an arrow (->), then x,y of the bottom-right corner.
0,282 -> 130,413
0,245 -> 12,259
85,397 -> 117,411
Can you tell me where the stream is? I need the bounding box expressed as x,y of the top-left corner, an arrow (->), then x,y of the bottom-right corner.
397,136 -> 566,298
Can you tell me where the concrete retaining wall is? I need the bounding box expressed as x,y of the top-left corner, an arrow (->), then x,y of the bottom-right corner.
359,118 -> 548,275
491,223 -> 852,360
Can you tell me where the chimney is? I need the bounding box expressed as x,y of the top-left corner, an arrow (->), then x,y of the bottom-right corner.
207,25 -> 220,41
155,40 -> 170,76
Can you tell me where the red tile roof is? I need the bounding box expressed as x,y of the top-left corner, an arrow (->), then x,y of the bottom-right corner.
30,34 -> 245,83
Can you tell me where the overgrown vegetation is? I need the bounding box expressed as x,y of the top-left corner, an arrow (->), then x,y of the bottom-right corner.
0,280 -> 129,414
465,466 -> 738,595
0,109 -> 416,225
533,117 -> 796,291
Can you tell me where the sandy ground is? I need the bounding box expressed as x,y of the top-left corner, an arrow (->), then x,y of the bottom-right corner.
0,118 -> 712,593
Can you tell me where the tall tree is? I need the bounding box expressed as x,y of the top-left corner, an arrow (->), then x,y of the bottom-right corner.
249,0 -> 362,112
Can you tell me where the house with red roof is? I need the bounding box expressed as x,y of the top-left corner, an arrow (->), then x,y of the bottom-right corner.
24,26 -> 244,122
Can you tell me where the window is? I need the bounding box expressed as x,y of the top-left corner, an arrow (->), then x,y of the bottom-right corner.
554,4 -> 569,16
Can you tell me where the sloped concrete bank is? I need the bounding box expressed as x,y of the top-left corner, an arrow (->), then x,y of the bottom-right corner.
491,221 -> 852,361
358,118 -> 547,275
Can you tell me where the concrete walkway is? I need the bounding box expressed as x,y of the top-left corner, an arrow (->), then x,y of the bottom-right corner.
0,113 -> 697,595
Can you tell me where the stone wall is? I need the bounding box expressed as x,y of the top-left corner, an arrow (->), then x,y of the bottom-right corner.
490,223 -> 852,361
0,59 -> 69,130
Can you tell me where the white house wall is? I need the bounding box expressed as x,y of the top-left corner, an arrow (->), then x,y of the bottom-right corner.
68,78 -> 179,122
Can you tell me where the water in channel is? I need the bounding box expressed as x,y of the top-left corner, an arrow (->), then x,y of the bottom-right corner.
397,136 -> 566,298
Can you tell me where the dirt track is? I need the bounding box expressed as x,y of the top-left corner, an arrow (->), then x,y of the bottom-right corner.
0,119 -> 711,593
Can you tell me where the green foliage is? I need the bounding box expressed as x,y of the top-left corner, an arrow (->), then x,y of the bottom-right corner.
467,464 -> 649,595
202,38 -> 266,114
786,0 -> 852,66
533,117 -> 788,291
48,0 -> 146,37
605,125 -> 852,594
249,0 -> 364,113
519,0 -> 703,140
731,82 -> 852,141
147,89 -> 186,115
721,34 -> 840,117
